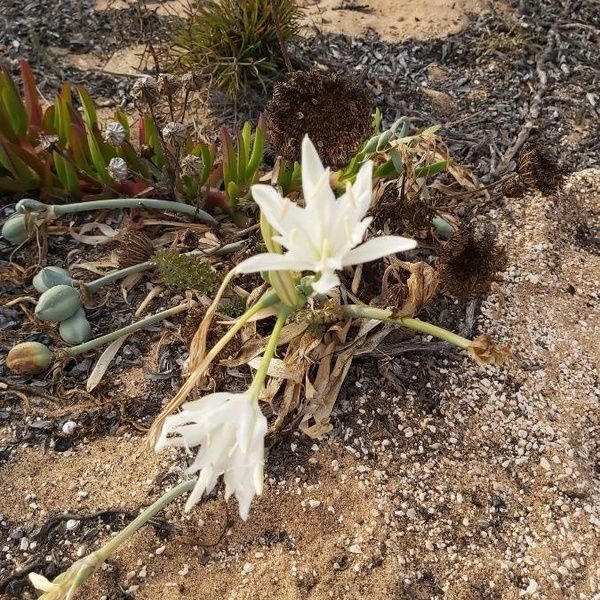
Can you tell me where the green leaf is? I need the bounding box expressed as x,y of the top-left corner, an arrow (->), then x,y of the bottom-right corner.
0,67 -> 28,137
85,127 -> 110,184
414,160 -> 447,178
77,86 -> 98,132
245,113 -> 265,182
53,151 -> 81,198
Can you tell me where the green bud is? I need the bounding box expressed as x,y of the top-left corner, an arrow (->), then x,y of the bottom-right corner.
7,342 -> 53,374
35,285 -> 82,322
32,266 -> 74,293
1,214 -> 30,245
59,308 -> 92,345
16,198 -> 47,213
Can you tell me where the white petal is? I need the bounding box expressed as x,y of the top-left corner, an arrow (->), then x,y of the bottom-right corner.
341,236 -> 417,267
351,160 -> 374,218
235,252 -> 313,274
310,270 -> 341,295
29,573 -> 55,592
301,136 -> 336,208
251,184 -> 292,234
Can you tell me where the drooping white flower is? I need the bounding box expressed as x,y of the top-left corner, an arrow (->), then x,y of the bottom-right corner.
155,392 -> 267,520
235,135 -> 416,295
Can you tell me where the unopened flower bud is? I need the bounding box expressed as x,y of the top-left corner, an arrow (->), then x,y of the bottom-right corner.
104,122 -> 127,146
181,154 -> 203,176
158,73 -> 182,97
7,342 -> 53,374
108,157 -> 128,182
162,122 -> 189,146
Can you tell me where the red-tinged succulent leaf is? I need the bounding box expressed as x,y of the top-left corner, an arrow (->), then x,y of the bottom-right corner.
68,123 -> 92,169
85,127 -> 110,184
42,105 -> 57,133
55,84 -> 73,147
2,139 -> 47,178
115,179 -> 154,196
19,60 -> 43,131
0,67 -> 28,138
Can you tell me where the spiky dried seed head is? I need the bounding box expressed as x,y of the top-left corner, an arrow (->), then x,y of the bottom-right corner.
517,140 -> 564,195
501,174 -> 526,198
131,76 -> 160,107
108,157 -> 128,182
437,225 -> 507,303
104,122 -> 127,146
158,73 -> 182,97
266,69 -> 373,169
162,122 -> 189,146
117,231 -> 155,268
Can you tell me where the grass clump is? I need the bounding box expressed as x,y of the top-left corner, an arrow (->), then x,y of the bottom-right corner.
169,0 -> 301,98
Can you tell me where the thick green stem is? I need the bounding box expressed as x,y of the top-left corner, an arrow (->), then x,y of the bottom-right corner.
65,302 -> 192,356
341,305 -> 472,350
84,261 -> 155,294
50,198 -> 216,225
99,479 -> 195,558
249,305 -> 293,399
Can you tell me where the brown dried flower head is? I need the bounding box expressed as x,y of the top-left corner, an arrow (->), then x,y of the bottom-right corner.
162,122 -> 189,147
158,73 -> 183,97
266,69 -> 373,169
181,154 -> 204,177
501,174 -> 526,198
517,140 -> 564,195
437,225 -> 507,303
386,260 -> 439,318
117,231 -> 155,268
131,76 -> 160,107
468,334 -> 509,365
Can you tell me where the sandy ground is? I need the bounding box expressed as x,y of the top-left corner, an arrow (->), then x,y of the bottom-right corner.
2,1 -> 600,599
2,169 -> 599,599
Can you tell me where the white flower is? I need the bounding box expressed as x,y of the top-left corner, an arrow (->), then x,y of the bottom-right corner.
155,392 -> 267,520
235,136 -> 416,294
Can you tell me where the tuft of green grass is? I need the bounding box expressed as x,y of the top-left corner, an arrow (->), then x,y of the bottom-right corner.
154,249 -> 221,292
169,0 -> 300,98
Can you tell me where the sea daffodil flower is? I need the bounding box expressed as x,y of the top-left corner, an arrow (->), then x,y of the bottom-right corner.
155,392 -> 267,520
235,135 -> 416,294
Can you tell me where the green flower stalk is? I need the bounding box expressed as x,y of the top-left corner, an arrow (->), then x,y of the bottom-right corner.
2,197 -> 217,245
29,479 -> 196,599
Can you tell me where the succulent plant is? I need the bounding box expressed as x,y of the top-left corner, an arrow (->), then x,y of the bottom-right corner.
6,342 -> 53,374
59,308 -> 93,345
32,266 -> 74,292
35,284 -> 82,322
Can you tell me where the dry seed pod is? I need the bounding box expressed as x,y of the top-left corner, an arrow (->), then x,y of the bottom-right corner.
266,69 -> 373,169
162,122 -> 189,147
181,154 -> 204,177
517,140 -> 564,195
437,225 -> 507,303
131,76 -> 160,107
117,231 -> 155,268
469,334 -> 509,365
158,73 -> 182,97
108,157 -> 128,182
104,122 -> 127,146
